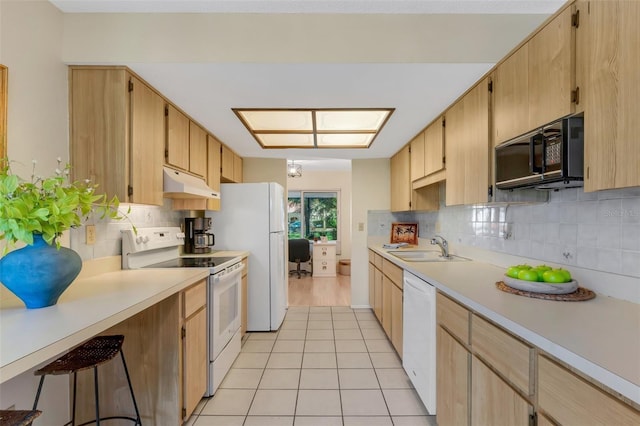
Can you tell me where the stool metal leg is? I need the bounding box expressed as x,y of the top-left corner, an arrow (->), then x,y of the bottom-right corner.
93,367 -> 100,426
32,376 -> 46,410
120,349 -> 142,425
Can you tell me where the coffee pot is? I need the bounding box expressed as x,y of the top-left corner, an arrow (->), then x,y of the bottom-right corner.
184,217 -> 215,254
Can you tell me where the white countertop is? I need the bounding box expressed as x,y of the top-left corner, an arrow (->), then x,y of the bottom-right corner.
369,244 -> 640,406
0,267 -> 209,383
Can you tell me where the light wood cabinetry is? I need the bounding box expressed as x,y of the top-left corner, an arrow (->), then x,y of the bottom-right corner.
206,135 -> 222,211
471,356 -> 531,426
445,78 -> 490,206
576,0 -> 640,191
410,132 -> 425,182
313,242 -> 336,277
189,121 -> 208,178
368,250 -> 384,321
493,7 -> 574,146
181,281 -> 207,421
390,145 -> 411,212
70,67 -> 165,206
436,292 -> 470,426
390,282 -> 403,357
538,355 -> 640,425
165,104 -> 190,171
221,144 -> 243,183
424,116 -> 445,177
381,258 -> 403,356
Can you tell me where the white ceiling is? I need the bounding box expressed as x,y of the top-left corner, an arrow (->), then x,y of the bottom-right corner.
50,0 -> 566,170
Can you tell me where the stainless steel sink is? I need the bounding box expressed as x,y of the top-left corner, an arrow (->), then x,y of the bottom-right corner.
387,250 -> 470,262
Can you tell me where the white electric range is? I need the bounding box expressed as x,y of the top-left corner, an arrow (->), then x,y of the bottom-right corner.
121,227 -> 243,396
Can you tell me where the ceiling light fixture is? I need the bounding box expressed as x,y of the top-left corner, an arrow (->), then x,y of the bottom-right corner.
233,108 -> 394,149
287,161 -> 302,178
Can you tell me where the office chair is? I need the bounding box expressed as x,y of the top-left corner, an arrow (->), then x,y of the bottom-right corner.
289,239 -> 311,279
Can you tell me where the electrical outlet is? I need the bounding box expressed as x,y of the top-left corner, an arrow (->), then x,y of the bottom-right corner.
358,222 -> 364,231
86,225 -> 96,245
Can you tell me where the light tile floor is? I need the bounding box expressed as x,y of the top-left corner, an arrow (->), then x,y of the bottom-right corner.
186,306 -> 437,426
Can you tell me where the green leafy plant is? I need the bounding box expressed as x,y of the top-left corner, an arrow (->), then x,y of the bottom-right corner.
0,158 -> 131,251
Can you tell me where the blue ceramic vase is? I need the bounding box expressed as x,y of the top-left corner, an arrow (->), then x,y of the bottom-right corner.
0,234 -> 82,309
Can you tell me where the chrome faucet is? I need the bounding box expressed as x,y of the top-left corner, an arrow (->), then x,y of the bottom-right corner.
430,235 -> 449,258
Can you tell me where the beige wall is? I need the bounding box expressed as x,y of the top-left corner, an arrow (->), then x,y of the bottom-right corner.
0,1 -> 71,421
351,159 -> 390,307
287,169 -> 352,259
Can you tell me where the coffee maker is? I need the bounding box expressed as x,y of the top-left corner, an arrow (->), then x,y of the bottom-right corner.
184,217 -> 215,254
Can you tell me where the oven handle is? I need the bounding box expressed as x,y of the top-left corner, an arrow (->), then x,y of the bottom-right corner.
213,262 -> 245,284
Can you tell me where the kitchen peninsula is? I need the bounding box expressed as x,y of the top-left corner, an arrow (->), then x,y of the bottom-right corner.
0,257 -> 210,423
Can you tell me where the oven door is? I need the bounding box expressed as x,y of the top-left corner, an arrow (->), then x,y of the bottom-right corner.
210,263 -> 243,361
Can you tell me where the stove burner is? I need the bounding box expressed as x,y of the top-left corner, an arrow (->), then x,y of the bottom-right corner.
143,256 -> 238,269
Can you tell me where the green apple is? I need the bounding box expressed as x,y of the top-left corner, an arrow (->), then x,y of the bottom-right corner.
506,266 -> 522,279
516,264 -> 532,270
518,269 -> 540,282
557,268 -> 572,282
534,265 -> 552,272
542,270 -> 568,284
530,267 -> 547,282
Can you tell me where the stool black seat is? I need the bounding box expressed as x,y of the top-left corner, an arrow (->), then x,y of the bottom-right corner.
0,410 -> 41,426
33,335 -> 141,426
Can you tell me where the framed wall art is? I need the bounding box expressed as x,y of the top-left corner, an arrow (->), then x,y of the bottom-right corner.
390,223 -> 418,245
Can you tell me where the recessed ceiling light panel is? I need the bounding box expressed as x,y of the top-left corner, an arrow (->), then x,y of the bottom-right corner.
233,107 -> 394,149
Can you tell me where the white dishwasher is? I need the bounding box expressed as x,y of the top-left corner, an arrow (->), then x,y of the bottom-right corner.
403,271 -> 437,414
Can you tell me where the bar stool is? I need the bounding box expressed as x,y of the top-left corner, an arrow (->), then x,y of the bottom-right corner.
0,410 -> 41,426
32,335 -> 141,426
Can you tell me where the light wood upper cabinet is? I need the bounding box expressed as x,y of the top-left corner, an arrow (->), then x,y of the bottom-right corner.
206,135 -> 222,211
410,132 -> 425,182
189,121 -> 207,178
577,0 -> 640,191
528,6 -> 574,130
166,104 -> 190,171
234,154 -> 243,183
70,67 -> 164,206
445,78 -> 490,206
424,116 -> 445,176
493,6 -> 574,146
390,145 -> 411,212
493,45 -> 529,145
220,144 -> 243,183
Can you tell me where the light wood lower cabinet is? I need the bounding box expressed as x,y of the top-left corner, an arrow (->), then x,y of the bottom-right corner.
381,275 -> 393,337
437,326 -> 470,426
73,278 -> 208,424
471,356 -> 531,426
538,355 -> 640,425
368,251 -> 402,357
181,281 -> 207,421
390,282 -> 403,357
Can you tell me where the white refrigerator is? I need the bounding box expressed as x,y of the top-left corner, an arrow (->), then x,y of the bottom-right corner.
207,182 -> 287,331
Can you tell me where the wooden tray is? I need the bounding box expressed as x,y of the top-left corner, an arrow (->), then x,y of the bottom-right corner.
496,281 -> 596,302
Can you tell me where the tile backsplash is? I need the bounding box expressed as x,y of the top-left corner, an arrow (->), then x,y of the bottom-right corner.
70,200 -> 184,260
369,186 -> 640,278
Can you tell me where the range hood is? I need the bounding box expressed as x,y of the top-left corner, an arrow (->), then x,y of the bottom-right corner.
163,167 -> 220,199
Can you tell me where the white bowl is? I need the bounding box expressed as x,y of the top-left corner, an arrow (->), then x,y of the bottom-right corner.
503,275 -> 578,294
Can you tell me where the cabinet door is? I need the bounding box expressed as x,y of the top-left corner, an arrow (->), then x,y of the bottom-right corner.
373,267 -> 383,322
410,132 -> 425,182
390,145 -> 411,212
538,355 -> 640,425
471,356 -> 531,426
166,104 -> 190,171
368,262 -> 375,309
381,275 -> 392,336
446,79 -> 490,206
221,144 -> 235,182
578,0 -> 640,191
436,326 -> 469,426
189,121 -> 207,177
234,154 -> 243,183
390,283 -> 403,357
493,45 -> 529,145
528,7 -> 574,130
129,76 -> 165,206
424,117 -> 445,176
183,307 -> 207,420
206,135 -> 222,211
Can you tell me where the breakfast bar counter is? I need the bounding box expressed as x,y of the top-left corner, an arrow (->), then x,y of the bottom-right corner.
0,264 -> 209,384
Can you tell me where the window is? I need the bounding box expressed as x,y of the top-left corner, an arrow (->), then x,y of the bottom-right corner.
288,191 -> 339,242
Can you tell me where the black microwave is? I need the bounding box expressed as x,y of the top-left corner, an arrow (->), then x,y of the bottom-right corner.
495,116 -> 584,190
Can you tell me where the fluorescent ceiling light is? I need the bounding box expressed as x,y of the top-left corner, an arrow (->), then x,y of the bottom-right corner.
233,108 -> 394,149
